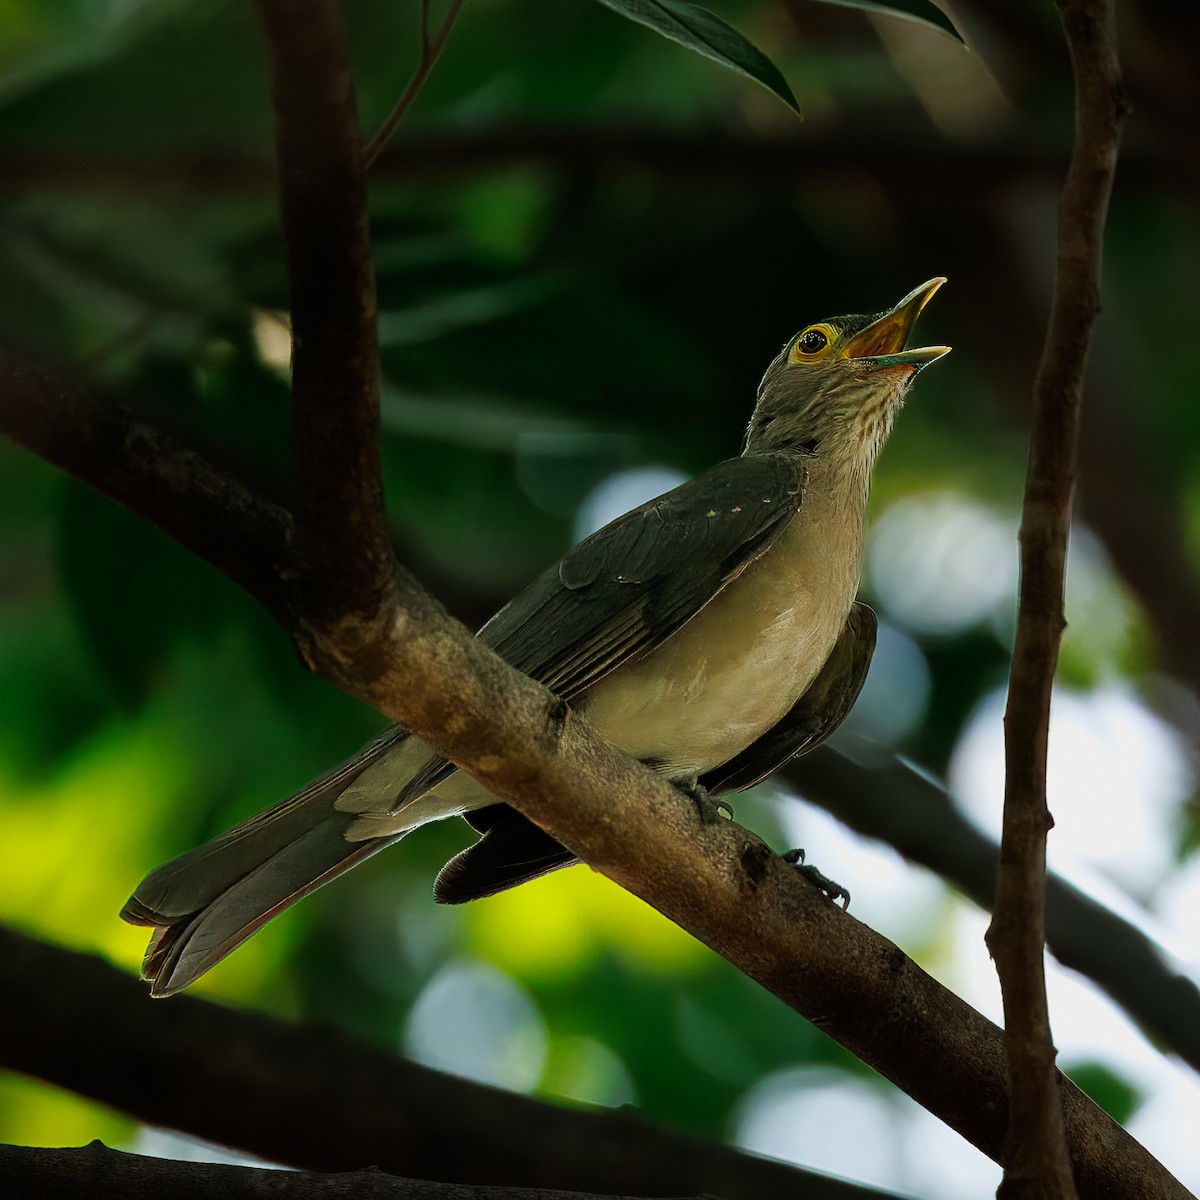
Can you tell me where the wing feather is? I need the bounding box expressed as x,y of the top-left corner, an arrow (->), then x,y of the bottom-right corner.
483,452 -> 806,696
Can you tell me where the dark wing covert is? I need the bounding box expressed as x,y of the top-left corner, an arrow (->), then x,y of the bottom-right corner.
481,451 -> 806,698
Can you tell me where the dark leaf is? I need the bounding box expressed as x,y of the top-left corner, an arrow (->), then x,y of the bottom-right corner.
589,0 -> 801,114
804,0 -> 964,43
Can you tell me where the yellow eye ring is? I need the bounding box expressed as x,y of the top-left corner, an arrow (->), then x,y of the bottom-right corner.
788,324 -> 834,363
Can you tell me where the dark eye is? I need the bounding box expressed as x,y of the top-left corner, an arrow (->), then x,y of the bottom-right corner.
798,329 -> 828,354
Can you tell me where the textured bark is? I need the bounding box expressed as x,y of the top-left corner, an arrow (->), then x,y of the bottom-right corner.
787,749 -> 1200,1075
0,1141 -> 716,1200
256,0 -> 393,658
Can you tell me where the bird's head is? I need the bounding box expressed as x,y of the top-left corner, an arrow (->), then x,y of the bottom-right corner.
746,277 -> 950,476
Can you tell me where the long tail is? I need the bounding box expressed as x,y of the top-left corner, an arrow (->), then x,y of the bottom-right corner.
121,728 -> 409,997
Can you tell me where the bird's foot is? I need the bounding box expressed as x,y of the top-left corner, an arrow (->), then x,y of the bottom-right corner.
783,848 -> 850,909
673,775 -> 733,824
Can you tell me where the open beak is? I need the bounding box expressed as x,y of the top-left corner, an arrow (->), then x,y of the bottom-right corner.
842,277 -> 950,373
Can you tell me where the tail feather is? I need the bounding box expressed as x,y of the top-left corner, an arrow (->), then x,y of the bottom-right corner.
137,823 -> 397,997
121,727 -> 409,997
434,807 -> 577,904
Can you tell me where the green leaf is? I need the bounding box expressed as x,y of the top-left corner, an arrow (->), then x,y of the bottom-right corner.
589,0 -> 801,115
804,0 -> 964,44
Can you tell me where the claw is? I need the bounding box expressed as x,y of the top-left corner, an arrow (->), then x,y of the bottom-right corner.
672,776 -> 733,824
783,848 -> 850,908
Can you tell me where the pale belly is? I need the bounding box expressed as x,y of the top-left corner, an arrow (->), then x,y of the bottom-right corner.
579,532 -> 857,777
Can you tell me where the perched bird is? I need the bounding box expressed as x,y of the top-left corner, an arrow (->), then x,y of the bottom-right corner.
123,278 -> 949,996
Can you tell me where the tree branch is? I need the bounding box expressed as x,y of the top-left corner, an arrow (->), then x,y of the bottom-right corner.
0,348 -> 1187,1195
0,1142 -> 716,1200
0,131 -> 1183,199
0,928 -> 899,1200
788,748 -> 1200,1076
0,348 -> 291,618
987,0 -> 1127,1195
255,0 -> 393,643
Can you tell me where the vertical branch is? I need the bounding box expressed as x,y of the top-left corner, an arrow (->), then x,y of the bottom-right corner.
987,1 -> 1127,1197
255,0 -> 395,647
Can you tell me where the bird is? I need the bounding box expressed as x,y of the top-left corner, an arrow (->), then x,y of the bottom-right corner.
122,278 -> 950,997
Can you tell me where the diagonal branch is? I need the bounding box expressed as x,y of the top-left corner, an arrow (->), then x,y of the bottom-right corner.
0,337 -> 1185,1199
788,748 -> 1200,1076
0,927 -> 901,1200
0,351 -> 1187,1197
0,194 -> 1187,1200
0,1142 -> 715,1200
987,0 -> 1128,1195
5,347 -> 1197,1077
0,348 -> 291,618
0,353 -> 1187,1198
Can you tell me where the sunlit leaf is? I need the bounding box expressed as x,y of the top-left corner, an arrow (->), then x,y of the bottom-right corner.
588,0 -> 801,114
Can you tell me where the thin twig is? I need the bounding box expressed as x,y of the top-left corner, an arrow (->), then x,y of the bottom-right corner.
362,0 -> 467,171
986,0 -> 1127,1195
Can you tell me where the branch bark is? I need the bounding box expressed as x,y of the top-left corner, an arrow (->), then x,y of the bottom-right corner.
987,0 -> 1127,1196
4,349 -> 1196,1075
788,748 -> 1200,1075
0,1142 -> 715,1200
255,0 -> 393,649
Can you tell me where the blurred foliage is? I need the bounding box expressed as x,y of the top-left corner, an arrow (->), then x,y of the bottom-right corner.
1,0 -> 1198,1188
1062,1060 -> 1142,1129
